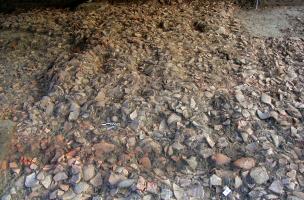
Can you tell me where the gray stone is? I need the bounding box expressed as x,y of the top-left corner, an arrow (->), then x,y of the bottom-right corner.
41,175 -> 52,189
83,164 -> 95,181
167,113 -> 182,124
74,182 -> 90,194
70,173 -> 82,184
1,194 -> 11,200
54,172 -> 68,182
160,187 -> 173,200
210,174 -> 222,186
250,167 -> 269,184
25,173 -> 39,188
261,93 -> 272,105
117,179 -> 135,188
68,102 -> 80,121
62,190 -> 76,200
173,184 -> 185,200
257,110 -> 271,120
186,156 -> 198,170
269,180 -> 284,194
235,176 -> 242,189
90,173 -> 103,187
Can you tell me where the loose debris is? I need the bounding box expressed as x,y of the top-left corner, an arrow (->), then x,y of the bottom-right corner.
0,0 -> 304,199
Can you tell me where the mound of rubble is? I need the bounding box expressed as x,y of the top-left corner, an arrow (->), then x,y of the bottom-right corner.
0,0 -> 303,199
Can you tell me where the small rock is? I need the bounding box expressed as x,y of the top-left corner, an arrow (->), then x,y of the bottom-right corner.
74,182 -> 90,194
217,137 -> 228,148
117,179 -> 135,188
211,153 -> 231,165
41,175 -> 52,189
83,164 -> 95,181
93,141 -> 115,156
261,93 -> 272,105
68,102 -> 80,121
1,194 -> 11,200
62,190 -> 76,200
90,173 -> 103,187
139,156 -> 152,169
250,167 -> 269,184
233,157 -> 256,170
205,135 -> 215,148
167,113 -> 182,124
160,187 -> 173,200
271,133 -> 280,147
25,173 -> 39,188
70,173 -> 81,184
235,90 -> 245,103
186,156 -> 198,170
173,184 -> 185,200
210,174 -> 222,186
235,176 -> 242,189
257,110 -> 271,120
269,180 -> 284,194
36,171 -> 45,181
108,173 -> 126,186
54,172 -> 68,182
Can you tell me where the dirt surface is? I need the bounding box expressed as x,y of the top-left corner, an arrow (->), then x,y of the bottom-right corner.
0,1 -> 304,200
239,6 -> 304,37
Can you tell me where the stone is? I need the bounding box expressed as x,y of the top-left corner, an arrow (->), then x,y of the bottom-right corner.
233,157 -> 256,170
62,190 -> 76,200
257,110 -> 271,120
83,164 -> 95,181
93,141 -> 115,156
235,176 -> 242,189
211,153 -> 231,165
53,172 -> 68,182
160,187 -> 173,200
269,180 -> 284,194
186,156 -> 198,170
70,173 -> 81,184
41,175 -> 52,189
68,102 -> 80,121
139,156 -> 152,169
1,194 -> 11,200
25,173 -> 39,188
261,93 -> 272,105
210,174 -> 222,186
250,167 -> 269,184
74,182 -> 90,194
167,113 -> 182,125
173,183 -> 185,200
108,173 -> 126,186
36,171 -> 45,181
117,179 -> 135,188
90,173 -> 103,187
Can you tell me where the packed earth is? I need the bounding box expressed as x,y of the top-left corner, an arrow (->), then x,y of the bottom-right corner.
0,0 -> 304,199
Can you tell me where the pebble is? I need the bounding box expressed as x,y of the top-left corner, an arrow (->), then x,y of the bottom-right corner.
257,110 -> 271,120
167,113 -> 182,124
261,93 -> 272,105
83,164 -> 95,181
160,187 -> 173,200
117,179 -> 135,188
25,173 -> 39,188
90,173 -> 103,187
53,172 -> 68,182
68,102 -> 80,121
62,190 -> 76,200
108,173 -> 126,186
173,184 -> 185,200
211,153 -> 231,165
233,157 -> 256,170
1,194 -> 11,200
41,175 -> 52,189
250,167 -> 269,184
235,176 -> 242,188
269,180 -> 284,194
74,182 -> 90,194
186,156 -> 198,170
210,174 -> 222,186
